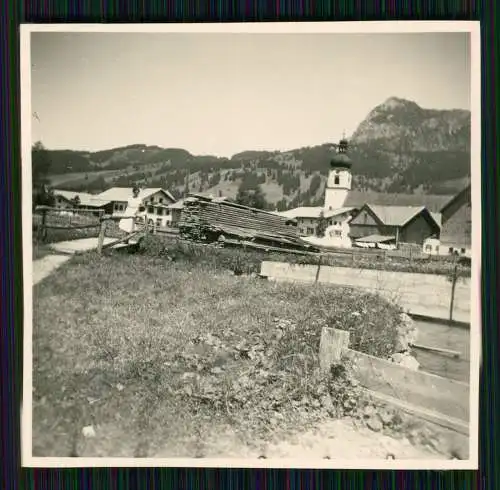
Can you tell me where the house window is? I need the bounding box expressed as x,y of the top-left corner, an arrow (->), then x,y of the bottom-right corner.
156,218 -> 162,227
165,209 -> 170,216
448,247 -> 454,254
307,227 -> 315,235
425,244 -> 432,252
157,208 -> 163,216
461,248 -> 466,254
334,176 -> 340,185
334,230 -> 341,237
363,213 -> 368,224
147,206 -> 154,214
159,198 -> 163,203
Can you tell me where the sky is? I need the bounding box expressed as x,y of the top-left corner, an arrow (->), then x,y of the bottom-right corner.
30,30 -> 471,157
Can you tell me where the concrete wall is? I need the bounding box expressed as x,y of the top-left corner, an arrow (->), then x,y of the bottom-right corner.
260,261 -> 471,323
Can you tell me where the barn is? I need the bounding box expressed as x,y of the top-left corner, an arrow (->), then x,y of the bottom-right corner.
349,204 -> 441,247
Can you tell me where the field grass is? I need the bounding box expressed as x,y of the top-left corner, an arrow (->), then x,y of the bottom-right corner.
32,251 -> 404,458
141,234 -> 470,278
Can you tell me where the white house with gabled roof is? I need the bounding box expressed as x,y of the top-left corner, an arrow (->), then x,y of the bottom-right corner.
96,187 -> 177,228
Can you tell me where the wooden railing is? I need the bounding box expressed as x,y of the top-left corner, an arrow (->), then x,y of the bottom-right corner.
34,205 -> 104,242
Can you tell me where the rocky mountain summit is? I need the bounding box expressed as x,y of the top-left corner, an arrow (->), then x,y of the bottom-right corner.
352,97 -> 470,152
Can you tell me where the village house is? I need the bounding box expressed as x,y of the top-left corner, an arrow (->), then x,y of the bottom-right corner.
96,187 -> 177,228
349,204 -> 441,247
52,189 -> 113,215
277,206 -> 355,245
423,184 -> 471,257
166,199 -> 185,228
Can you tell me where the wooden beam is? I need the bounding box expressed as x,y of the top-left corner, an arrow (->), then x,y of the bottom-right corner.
96,219 -> 107,254
411,343 -> 461,359
360,388 -> 469,436
319,327 -> 350,374
344,348 -> 470,422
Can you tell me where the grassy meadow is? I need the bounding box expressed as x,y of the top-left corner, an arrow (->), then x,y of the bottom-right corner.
32,251 -> 406,458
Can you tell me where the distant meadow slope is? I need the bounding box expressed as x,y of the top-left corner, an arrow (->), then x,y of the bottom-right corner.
39,97 -> 470,209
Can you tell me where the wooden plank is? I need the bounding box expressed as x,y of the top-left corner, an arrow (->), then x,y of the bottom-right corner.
178,197 -> 305,248
361,388 -> 469,436
44,224 -> 100,230
100,230 -> 144,251
411,343 -> 461,359
96,220 -> 107,254
319,327 -> 350,373
344,348 -> 470,422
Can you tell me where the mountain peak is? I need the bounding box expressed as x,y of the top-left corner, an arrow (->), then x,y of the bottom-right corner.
377,97 -> 421,112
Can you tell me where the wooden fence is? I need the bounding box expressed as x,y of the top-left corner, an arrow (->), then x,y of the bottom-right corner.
34,206 -> 104,241
319,328 -> 470,436
260,260 -> 470,324
34,206 -> 153,253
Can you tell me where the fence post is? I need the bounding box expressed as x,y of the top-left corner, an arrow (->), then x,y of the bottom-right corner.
97,218 -> 108,254
315,254 -> 322,283
40,208 -> 48,242
448,261 -> 458,323
319,327 -> 350,374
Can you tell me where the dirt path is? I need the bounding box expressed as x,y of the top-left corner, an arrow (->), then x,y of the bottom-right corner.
74,414 -> 450,460
149,417 -> 448,460
33,254 -> 71,286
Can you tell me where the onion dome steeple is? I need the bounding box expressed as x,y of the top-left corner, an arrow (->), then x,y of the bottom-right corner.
330,135 -> 352,170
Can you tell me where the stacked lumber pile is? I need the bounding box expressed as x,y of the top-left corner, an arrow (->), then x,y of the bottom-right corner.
178,194 -> 317,251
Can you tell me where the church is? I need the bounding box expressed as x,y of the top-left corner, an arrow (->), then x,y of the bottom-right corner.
277,137 -> 357,248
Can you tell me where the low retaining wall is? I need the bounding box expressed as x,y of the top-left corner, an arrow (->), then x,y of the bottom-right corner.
260,261 -> 470,323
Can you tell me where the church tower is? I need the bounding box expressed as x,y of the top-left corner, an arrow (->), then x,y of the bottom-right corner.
324,137 -> 352,211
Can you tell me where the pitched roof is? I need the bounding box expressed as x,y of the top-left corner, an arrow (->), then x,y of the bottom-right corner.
430,212 -> 442,228
53,189 -> 111,207
345,191 -> 451,213
97,187 -> 176,203
440,184 -> 471,221
167,199 -> 186,210
365,205 -> 424,227
363,204 -> 442,229
278,206 -> 355,220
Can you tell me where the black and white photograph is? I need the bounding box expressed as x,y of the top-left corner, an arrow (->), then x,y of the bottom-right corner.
22,22 -> 481,469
